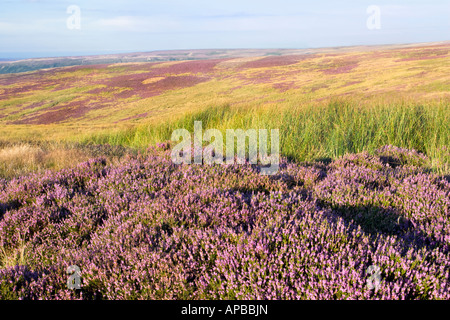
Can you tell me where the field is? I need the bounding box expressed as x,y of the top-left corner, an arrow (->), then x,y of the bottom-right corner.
0,42 -> 449,300
0,43 -> 449,173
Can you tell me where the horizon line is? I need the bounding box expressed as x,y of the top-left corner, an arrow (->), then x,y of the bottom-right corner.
2,40 -> 449,62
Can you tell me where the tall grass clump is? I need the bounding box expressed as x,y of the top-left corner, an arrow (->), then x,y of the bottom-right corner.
279,101 -> 449,165
0,233 -> 27,269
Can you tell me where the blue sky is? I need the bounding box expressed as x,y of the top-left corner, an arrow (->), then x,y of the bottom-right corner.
0,0 -> 449,59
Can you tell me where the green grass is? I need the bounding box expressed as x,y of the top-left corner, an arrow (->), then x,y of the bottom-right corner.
81,100 -> 450,174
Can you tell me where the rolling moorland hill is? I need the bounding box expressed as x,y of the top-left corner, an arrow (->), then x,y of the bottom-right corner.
0,42 -> 448,139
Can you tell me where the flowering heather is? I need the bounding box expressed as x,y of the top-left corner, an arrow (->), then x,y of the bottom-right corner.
0,145 -> 449,300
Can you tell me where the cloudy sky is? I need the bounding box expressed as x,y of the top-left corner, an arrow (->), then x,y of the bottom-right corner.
0,0 -> 449,59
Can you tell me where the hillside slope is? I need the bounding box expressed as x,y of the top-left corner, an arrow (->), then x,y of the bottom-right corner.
0,43 -> 448,141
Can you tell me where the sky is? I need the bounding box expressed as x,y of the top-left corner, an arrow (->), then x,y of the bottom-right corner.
0,0 -> 449,59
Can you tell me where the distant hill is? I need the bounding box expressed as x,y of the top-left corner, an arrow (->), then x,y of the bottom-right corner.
1,42 -> 448,74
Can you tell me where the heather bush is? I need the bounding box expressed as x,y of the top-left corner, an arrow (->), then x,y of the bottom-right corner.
0,145 -> 449,300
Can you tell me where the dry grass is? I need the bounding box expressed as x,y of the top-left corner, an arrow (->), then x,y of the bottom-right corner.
0,233 -> 28,269
0,142 -> 132,180
0,143 -> 90,179
0,144 -> 45,177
